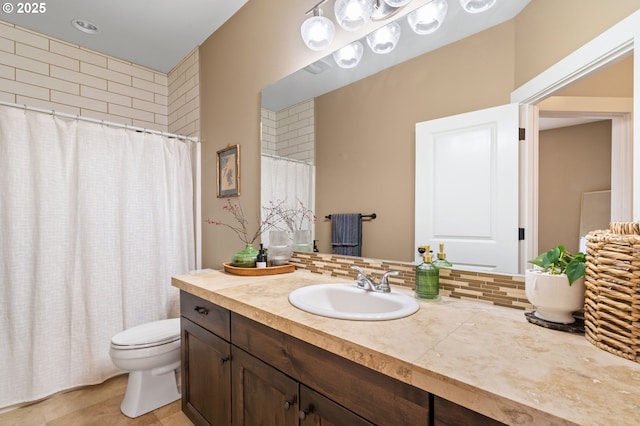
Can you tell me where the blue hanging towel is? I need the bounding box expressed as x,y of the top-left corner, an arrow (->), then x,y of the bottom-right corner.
331,213 -> 362,257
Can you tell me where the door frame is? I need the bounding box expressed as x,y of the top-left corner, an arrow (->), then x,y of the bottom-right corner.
511,10 -> 639,270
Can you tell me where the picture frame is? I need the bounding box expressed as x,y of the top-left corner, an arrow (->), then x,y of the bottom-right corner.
216,144 -> 240,197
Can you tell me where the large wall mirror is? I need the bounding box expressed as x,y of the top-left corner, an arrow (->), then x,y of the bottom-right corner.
261,1 -> 638,275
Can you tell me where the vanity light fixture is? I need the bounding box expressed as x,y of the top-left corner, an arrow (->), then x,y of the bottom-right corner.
407,0 -> 448,35
366,21 -> 401,54
332,40 -> 364,68
459,0 -> 496,14
334,0 -> 375,32
301,0 -> 336,51
71,19 -> 100,35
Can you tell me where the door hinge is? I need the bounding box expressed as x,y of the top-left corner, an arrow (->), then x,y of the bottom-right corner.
519,128 -> 525,141
518,228 -> 525,241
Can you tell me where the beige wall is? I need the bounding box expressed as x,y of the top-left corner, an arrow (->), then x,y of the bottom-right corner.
538,121 -> 612,253
315,21 -> 515,260
198,0 -> 640,268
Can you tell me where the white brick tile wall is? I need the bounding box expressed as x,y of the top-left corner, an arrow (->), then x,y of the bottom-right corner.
17,69 -> 79,95
0,36 -> 14,53
0,22 -> 48,50
51,91 -> 108,113
81,85 -> 131,107
167,47 -> 199,138
16,95 -> 80,115
260,100 -> 315,163
51,65 -> 107,90
107,81 -> 154,102
17,42 -> 79,71
0,63 -> 14,79
0,21 -> 199,136
49,40 -> 106,67
0,49 -> 49,75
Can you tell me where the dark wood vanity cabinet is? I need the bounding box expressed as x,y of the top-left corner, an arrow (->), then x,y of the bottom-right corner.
180,292 -> 231,426
180,291 -> 505,426
231,345 -> 299,425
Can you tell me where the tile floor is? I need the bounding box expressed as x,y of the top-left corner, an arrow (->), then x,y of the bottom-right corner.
0,374 -> 193,426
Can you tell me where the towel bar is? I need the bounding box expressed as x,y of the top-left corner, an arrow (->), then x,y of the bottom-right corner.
325,213 -> 376,220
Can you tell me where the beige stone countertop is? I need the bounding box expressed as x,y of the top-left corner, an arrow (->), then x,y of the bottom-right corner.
172,269 -> 640,426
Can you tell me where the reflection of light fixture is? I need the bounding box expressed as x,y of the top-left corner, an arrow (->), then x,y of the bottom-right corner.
301,0 -> 336,51
366,21 -> 401,54
371,0 -> 403,21
334,0 -> 374,32
407,0 -> 448,35
382,0 -> 411,7
459,0 -> 496,14
333,41 -> 364,68
72,19 -> 100,35
300,0 -> 494,66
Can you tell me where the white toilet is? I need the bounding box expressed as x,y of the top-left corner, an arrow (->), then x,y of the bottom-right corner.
109,317 -> 182,418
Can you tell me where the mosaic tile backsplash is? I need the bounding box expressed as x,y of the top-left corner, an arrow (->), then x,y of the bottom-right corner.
290,251 -> 533,311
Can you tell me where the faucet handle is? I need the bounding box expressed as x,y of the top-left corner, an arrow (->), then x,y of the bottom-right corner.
350,265 -> 369,280
380,270 -> 400,283
350,265 -> 374,290
377,270 -> 400,292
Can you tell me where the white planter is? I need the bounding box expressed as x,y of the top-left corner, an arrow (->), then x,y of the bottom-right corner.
525,269 -> 586,324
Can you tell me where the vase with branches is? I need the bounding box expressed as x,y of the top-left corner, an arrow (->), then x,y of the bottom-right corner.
206,197 -> 286,267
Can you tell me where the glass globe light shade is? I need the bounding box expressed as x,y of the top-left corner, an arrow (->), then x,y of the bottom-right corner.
382,0 -> 412,7
332,41 -> 364,69
300,15 -> 335,51
407,0 -> 448,35
366,21 -> 401,54
334,0 -> 374,32
459,0 -> 496,14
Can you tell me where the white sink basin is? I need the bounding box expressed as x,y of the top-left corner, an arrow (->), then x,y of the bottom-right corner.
288,283 -> 419,321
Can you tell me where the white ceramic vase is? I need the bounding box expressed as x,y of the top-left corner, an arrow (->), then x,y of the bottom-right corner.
525,269 -> 586,324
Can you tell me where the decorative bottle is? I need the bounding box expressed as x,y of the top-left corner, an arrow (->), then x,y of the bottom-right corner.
433,243 -> 453,269
256,244 -> 267,268
415,245 -> 440,301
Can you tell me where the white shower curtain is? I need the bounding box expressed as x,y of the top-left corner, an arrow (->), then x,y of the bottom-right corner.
261,155 -> 315,246
0,106 -> 197,409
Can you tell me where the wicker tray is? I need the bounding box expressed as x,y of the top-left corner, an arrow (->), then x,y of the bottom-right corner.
584,222 -> 640,363
222,262 -> 295,276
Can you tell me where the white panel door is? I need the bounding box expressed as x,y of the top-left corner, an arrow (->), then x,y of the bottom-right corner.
415,103 -> 519,273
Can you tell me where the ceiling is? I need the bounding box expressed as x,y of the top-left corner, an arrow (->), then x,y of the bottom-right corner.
1,0 -> 593,131
0,0 -> 249,73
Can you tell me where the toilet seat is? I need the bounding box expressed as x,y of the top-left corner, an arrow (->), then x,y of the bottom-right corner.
111,318 -> 180,350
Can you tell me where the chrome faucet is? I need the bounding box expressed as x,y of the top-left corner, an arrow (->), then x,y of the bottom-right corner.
350,265 -> 399,293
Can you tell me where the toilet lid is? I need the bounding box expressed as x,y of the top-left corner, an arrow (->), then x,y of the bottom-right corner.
111,318 -> 180,349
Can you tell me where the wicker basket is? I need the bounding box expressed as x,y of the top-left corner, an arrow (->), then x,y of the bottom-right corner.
584,222 -> 640,363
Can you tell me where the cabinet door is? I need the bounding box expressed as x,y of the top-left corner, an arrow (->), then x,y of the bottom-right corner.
232,346 -> 298,426
299,385 -> 373,426
182,318 -> 231,426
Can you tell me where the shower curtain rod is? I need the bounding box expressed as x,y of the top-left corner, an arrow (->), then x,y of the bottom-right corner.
0,100 -> 200,143
261,153 -> 313,166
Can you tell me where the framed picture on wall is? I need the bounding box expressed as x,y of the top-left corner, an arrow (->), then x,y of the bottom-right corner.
216,144 -> 240,197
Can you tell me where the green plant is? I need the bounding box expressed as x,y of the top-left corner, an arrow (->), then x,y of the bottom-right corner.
528,245 -> 586,285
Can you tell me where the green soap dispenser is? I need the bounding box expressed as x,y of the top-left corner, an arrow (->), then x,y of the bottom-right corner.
415,245 -> 440,301
433,243 -> 453,269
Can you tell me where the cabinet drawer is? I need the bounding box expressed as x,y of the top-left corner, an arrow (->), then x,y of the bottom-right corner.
232,313 -> 430,425
180,291 -> 230,340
